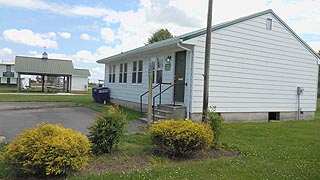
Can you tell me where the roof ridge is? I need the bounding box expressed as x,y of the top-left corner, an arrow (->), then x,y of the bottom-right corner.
16,55 -> 73,62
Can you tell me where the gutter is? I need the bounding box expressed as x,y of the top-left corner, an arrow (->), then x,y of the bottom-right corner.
177,40 -> 193,120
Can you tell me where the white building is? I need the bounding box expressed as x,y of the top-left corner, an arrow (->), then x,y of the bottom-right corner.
97,9 -> 319,122
72,69 -> 90,92
0,62 -> 17,85
15,53 -> 90,92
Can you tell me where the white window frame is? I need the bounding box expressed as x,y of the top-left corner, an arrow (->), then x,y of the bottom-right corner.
119,63 -> 127,83
108,65 -> 116,83
132,60 -> 143,84
266,18 -> 272,30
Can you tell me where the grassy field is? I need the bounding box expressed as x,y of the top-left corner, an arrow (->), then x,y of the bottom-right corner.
68,119 -> 320,180
0,89 -> 319,179
0,86 -> 17,93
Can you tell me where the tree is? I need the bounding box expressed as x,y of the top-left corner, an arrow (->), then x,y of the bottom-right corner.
147,29 -> 173,44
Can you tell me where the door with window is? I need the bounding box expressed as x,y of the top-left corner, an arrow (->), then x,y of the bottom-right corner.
174,51 -> 186,103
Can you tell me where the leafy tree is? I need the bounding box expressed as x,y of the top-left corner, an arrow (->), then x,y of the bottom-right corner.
147,29 -> 174,44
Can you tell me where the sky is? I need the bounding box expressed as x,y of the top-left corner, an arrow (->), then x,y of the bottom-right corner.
0,0 -> 319,81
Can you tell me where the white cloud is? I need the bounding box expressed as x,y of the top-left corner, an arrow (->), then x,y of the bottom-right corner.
100,28 -> 115,43
0,48 -> 13,55
80,33 -> 99,41
28,50 -> 38,55
308,41 -> 320,52
0,0 -> 114,17
3,29 -> 58,49
58,32 -> 71,39
80,33 -> 90,40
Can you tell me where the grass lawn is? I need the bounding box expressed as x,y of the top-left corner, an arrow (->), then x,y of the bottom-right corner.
0,91 -> 319,179
0,86 -> 17,93
69,119 -> 320,180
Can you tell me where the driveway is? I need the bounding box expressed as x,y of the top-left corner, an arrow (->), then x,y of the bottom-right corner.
0,102 -> 96,142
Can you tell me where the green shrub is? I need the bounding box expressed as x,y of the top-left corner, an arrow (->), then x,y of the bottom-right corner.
4,123 -> 90,177
149,119 -> 213,157
88,105 -> 128,155
204,106 -> 224,147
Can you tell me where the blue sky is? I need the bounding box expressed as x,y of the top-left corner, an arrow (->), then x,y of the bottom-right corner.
0,0 -> 319,81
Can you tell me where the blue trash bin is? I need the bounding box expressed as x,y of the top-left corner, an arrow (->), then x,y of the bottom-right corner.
92,88 -> 98,103
97,87 -> 110,104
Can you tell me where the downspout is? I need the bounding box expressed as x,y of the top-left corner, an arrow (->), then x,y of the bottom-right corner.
177,40 -> 193,119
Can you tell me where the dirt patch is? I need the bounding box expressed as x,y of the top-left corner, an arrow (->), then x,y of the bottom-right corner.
80,149 -> 239,174
170,149 -> 239,163
80,152 -> 149,174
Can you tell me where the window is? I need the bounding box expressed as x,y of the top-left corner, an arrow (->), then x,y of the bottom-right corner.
112,65 -> 116,83
6,65 -> 11,72
108,65 -> 116,83
132,61 -> 137,83
119,64 -> 123,83
124,63 -> 127,83
138,60 -> 143,83
132,60 -> 143,83
119,63 -> 127,83
108,65 -> 112,83
268,112 -> 279,121
266,18 -> 272,30
156,58 -> 163,83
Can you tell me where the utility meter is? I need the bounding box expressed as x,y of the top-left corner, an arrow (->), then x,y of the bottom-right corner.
297,87 -> 304,95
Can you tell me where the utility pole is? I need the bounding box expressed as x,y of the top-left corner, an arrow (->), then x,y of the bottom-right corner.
202,0 -> 213,121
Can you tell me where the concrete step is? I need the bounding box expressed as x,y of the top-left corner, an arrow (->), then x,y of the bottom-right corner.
157,104 -> 185,111
138,117 -> 148,123
153,109 -> 173,118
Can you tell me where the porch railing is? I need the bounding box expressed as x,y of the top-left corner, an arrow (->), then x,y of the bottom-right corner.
139,82 -> 171,117
152,82 -> 187,122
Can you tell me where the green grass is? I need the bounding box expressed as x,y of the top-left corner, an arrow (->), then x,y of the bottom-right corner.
68,119 -> 320,180
0,86 -> 16,93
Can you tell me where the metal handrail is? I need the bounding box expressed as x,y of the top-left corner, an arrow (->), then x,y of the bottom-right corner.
152,82 -> 187,122
140,83 -> 160,117
139,82 -> 171,117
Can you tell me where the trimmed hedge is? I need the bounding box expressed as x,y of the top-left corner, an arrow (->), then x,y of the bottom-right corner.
149,119 -> 213,157
4,124 -> 90,176
88,105 -> 128,155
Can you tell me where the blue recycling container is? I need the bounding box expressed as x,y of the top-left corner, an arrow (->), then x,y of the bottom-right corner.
92,88 -> 98,103
96,87 -> 110,104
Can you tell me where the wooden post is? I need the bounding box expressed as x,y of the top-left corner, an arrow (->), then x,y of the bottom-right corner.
17,73 -> 21,92
69,75 -> 72,93
44,75 -> 47,93
63,76 -> 66,92
41,75 -> 44,92
66,76 -> 69,93
202,0 -> 213,121
147,62 -> 154,124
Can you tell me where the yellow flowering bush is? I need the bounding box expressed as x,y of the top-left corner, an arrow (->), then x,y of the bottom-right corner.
149,119 -> 214,157
4,123 -> 90,177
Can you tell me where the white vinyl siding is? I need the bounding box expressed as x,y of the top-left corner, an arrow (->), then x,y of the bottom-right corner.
189,13 -> 318,113
103,50 -> 177,105
71,76 -> 88,91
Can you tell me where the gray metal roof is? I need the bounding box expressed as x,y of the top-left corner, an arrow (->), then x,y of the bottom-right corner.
97,9 -> 319,63
15,56 -> 74,75
73,68 -> 91,77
